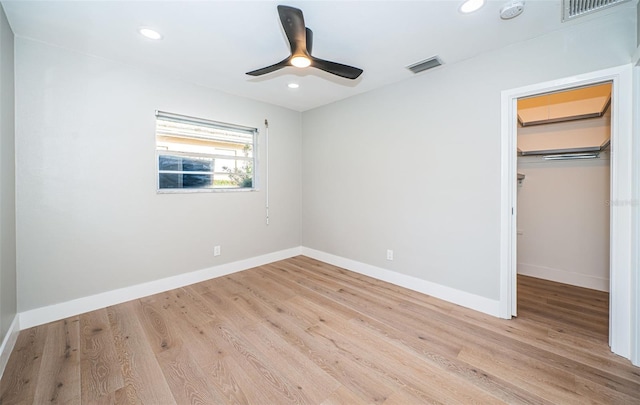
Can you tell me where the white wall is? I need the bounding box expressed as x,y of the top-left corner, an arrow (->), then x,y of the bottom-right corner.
301,9 -> 635,301
517,153 -> 610,291
0,3 -> 16,345
15,39 -> 302,312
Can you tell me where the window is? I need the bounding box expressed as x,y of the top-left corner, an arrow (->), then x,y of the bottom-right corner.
155,111 -> 257,192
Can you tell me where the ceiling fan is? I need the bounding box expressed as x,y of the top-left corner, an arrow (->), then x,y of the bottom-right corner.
246,5 -> 363,80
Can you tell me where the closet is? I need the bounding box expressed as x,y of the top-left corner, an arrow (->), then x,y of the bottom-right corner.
516,82 -> 612,292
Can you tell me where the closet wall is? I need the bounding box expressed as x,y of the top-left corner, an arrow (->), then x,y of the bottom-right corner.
517,112 -> 611,292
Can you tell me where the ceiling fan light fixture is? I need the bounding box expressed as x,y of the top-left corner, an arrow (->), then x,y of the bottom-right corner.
246,6 -> 362,80
138,27 -> 162,40
459,0 -> 486,13
291,55 -> 311,68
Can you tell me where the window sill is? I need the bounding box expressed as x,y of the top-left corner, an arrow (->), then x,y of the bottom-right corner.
157,187 -> 258,194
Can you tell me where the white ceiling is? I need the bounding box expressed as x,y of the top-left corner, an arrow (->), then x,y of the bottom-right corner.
1,0 -> 634,111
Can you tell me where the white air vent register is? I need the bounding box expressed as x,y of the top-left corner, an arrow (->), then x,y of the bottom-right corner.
562,0 -> 631,22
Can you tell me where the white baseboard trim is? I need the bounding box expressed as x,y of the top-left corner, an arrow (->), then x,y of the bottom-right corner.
18,246 -> 504,330
301,247 -> 501,317
19,247 -> 302,330
0,315 -> 20,381
517,263 -> 609,292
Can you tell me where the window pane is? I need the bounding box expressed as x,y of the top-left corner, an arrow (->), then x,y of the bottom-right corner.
155,112 -> 257,192
159,173 -> 213,189
159,173 -> 181,189
214,158 -> 242,172
182,173 -> 213,188
158,155 -> 182,171
183,157 -> 212,172
216,158 -> 253,188
213,173 -> 236,188
159,155 -> 212,172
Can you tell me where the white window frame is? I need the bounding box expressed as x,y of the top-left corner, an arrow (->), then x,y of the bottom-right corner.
155,110 -> 258,193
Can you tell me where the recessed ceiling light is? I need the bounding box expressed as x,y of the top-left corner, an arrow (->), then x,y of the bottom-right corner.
138,27 -> 162,40
287,83 -> 300,89
459,0 -> 486,13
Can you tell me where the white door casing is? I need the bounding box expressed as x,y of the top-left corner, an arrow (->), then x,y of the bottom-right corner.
500,65 -> 636,364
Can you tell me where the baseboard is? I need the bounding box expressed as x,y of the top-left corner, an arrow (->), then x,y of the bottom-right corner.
517,263 -> 609,292
18,245 -> 505,330
19,247 -> 302,330
0,315 -> 20,381
301,247 -> 501,317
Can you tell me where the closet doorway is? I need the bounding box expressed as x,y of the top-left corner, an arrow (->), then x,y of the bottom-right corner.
516,83 -> 612,291
515,82 -> 612,342
499,65 -> 635,362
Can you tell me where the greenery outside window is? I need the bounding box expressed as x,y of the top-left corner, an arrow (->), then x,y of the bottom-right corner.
156,111 -> 257,192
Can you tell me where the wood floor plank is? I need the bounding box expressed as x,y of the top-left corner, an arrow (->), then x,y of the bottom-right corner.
447,306 -> 638,384
160,286 -> 221,328
213,321 -> 314,404
308,317 -> 504,404
32,318 -> 81,404
148,287 -> 253,404
199,280 -> 257,330
197,277 -> 318,403
107,301 -> 177,404
0,324 -> 47,404
575,373 -> 640,404
297,294 -> 548,405
2,256 -> 639,404
241,320 -> 342,403
200,355 -> 251,405
320,385 -> 368,405
283,259 -> 639,400
79,309 -> 124,403
457,345 -> 583,405
134,294 -> 184,354
381,388 -> 447,405
155,344 -> 224,405
249,310 -> 398,403
211,269 -> 399,403
199,321 -> 288,405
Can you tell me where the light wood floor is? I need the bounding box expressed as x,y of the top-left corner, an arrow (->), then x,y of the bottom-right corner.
1,256 -> 639,404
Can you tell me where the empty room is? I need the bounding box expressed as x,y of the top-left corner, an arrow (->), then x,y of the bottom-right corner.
0,0 -> 639,403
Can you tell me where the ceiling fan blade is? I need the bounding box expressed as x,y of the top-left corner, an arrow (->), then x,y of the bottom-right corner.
306,28 -> 313,54
278,5 -> 307,55
246,58 -> 291,76
311,57 -> 363,80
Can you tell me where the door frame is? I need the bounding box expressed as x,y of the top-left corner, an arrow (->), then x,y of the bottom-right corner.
632,57 -> 640,367
499,64 -> 636,363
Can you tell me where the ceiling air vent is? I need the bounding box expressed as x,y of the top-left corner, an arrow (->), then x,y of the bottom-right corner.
562,0 -> 631,22
406,56 -> 443,74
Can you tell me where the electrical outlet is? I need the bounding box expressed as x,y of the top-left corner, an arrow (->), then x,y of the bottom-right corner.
386,249 -> 394,261
214,245 -> 221,256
